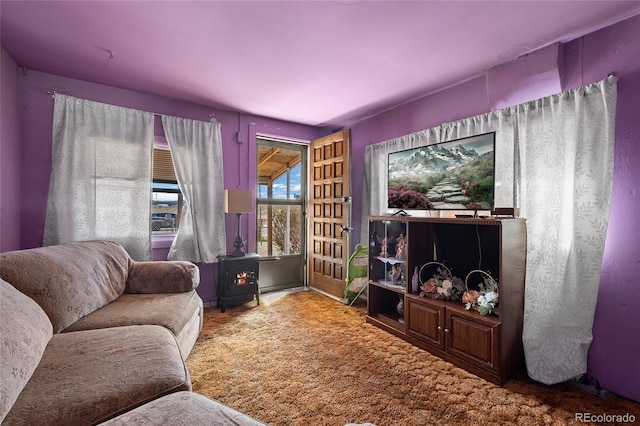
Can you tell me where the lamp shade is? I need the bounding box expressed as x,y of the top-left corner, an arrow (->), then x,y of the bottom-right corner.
224,189 -> 253,214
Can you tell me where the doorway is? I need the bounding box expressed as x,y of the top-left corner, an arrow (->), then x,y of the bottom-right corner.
256,137 -> 307,293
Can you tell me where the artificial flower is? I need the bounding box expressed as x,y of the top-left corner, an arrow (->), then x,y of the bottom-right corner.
484,291 -> 498,304
463,271 -> 499,315
436,286 -> 450,297
418,262 -> 462,301
421,278 -> 437,293
462,290 -> 479,308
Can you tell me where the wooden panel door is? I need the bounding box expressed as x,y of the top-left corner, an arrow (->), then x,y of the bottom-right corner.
308,130 -> 351,300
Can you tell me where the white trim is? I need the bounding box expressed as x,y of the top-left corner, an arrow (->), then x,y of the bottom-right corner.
256,133 -> 310,145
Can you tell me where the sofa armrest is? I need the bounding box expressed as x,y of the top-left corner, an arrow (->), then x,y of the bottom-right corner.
126,261 -> 200,293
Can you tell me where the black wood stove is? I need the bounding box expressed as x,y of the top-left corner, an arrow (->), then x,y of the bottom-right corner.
216,253 -> 260,313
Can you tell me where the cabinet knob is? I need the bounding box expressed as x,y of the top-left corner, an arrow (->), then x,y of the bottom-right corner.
444,328 -> 450,333
437,326 -> 442,331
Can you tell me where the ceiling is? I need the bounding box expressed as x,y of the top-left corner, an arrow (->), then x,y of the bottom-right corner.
258,144 -> 301,184
2,1 -> 639,128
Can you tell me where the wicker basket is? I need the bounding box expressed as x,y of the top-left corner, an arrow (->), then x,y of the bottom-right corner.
464,269 -> 497,291
418,261 -> 452,286
463,269 -> 499,315
418,261 -> 462,301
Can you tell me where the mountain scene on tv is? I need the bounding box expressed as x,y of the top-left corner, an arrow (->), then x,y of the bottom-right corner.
388,138 -> 494,210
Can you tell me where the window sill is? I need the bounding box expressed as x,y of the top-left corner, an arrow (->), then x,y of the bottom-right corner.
152,234 -> 175,249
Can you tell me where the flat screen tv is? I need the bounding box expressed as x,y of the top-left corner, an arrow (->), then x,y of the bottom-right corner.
387,132 -> 495,211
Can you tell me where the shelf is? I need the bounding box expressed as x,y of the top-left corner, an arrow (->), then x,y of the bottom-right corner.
369,312 -> 405,331
405,294 -> 500,325
368,215 -> 502,226
371,280 -> 406,293
374,256 -> 406,265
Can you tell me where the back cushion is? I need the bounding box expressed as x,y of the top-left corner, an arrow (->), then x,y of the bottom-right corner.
0,241 -> 131,333
0,278 -> 53,422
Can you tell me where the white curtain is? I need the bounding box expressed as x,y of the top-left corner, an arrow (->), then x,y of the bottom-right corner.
518,77 -> 617,384
161,115 -> 226,263
44,94 -> 154,261
361,76 -> 617,384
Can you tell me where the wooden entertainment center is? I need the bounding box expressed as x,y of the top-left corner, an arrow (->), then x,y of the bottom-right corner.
366,216 -> 527,385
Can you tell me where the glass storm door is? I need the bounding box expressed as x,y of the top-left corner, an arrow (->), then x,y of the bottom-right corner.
256,138 -> 307,292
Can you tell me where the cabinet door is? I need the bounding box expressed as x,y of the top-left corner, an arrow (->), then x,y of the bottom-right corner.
368,219 -> 408,287
406,298 -> 445,350
446,309 -> 499,373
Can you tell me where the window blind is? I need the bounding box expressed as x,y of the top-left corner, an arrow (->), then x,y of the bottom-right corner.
153,148 -> 177,182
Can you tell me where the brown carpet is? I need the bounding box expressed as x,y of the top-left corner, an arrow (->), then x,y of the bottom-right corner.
186,290 -> 640,425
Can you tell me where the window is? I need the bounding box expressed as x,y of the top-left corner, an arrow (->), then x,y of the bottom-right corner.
152,147 -> 182,234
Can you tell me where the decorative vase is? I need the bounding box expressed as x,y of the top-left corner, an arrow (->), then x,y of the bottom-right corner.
396,296 -> 404,318
411,266 -> 419,293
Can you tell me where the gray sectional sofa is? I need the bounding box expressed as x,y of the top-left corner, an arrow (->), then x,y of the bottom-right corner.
0,240 -> 263,425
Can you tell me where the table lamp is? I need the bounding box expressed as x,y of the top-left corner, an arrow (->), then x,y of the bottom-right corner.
224,189 -> 253,257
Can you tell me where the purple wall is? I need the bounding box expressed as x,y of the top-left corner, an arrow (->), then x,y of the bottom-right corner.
3,68 -> 322,305
350,16 -> 640,402
567,17 -> 640,403
0,49 -> 21,252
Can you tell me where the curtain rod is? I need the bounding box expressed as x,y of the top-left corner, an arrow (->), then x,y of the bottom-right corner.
46,90 -> 219,123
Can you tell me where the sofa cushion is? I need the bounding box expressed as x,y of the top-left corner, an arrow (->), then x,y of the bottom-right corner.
64,292 -> 203,357
174,308 -> 204,359
0,279 -> 53,423
127,261 -> 200,293
98,391 -> 267,426
0,240 -> 131,333
3,325 -> 190,425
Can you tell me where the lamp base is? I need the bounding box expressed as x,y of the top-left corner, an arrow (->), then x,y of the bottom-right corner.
230,234 -> 246,257
230,249 -> 246,257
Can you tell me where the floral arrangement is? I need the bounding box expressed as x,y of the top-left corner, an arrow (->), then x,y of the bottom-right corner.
462,270 -> 499,316
418,262 -> 464,301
